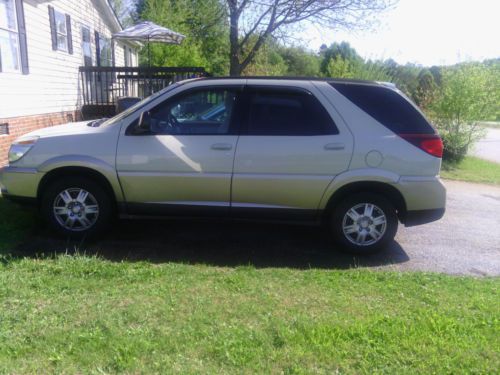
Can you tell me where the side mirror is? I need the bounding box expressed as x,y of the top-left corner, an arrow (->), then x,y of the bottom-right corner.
128,111 -> 152,135
138,111 -> 151,131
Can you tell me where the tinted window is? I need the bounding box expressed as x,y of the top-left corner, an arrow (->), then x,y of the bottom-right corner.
149,88 -> 237,135
246,88 -> 338,136
331,83 -> 435,134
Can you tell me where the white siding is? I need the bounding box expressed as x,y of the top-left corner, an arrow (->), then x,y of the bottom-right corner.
0,0 -> 138,119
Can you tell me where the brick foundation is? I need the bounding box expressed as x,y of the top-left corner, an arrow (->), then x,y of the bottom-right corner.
0,111 -> 82,167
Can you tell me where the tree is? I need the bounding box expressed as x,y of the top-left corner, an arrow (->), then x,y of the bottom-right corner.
135,0 -> 229,75
109,0 -> 134,27
277,46 -> 320,76
429,63 -> 498,161
225,0 -> 394,76
414,68 -> 438,110
320,41 -> 363,75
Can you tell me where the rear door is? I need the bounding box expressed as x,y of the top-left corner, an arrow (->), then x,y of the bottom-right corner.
231,83 -> 354,220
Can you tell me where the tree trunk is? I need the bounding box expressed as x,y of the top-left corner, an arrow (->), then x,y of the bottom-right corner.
229,5 -> 241,76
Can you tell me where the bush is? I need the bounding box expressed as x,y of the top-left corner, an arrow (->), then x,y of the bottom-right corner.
429,63 -> 497,162
441,133 -> 470,163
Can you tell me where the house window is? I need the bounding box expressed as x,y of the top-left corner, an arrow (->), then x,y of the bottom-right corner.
54,10 -> 67,51
124,45 -> 129,66
81,26 -> 92,66
98,35 -> 112,66
48,5 -> 73,54
0,0 -> 20,72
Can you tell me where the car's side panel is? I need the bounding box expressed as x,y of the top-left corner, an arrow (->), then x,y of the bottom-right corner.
116,134 -> 238,207
232,81 -> 354,211
37,155 -> 125,202
314,81 -> 442,177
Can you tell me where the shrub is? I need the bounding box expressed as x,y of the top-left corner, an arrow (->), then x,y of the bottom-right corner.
429,63 -> 497,162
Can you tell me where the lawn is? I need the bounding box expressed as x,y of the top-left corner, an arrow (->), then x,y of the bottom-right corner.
441,156 -> 500,185
0,199 -> 499,373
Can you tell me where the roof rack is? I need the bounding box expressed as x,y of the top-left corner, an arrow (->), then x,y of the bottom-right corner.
196,76 -> 383,86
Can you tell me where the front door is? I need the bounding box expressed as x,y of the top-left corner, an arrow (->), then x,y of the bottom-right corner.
116,86 -> 241,215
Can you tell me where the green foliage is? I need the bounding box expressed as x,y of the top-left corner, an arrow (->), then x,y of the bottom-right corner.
277,46 -> 321,76
136,0 -> 229,75
320,41 -> 363,75
429,63 -> 498,162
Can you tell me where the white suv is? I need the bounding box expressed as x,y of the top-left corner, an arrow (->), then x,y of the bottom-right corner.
0,78 -> 446,253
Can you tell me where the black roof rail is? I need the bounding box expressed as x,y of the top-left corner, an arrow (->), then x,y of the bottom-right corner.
195,76 -> 384,86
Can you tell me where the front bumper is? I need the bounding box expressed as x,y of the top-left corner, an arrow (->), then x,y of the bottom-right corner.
0,166 -> 42,201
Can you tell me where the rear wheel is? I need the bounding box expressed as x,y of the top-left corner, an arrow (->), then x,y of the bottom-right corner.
40,177 -> 113,238
330,193 -> 398,254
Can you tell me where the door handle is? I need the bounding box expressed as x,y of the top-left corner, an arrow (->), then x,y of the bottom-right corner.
324,143 -> 345,151
211,143 -> 233,151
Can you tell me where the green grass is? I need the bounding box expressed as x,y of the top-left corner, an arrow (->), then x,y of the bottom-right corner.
0,196 -> 36,253
442,156 -> 500,185
0,197 -> 499,373
0,256 -> 498,374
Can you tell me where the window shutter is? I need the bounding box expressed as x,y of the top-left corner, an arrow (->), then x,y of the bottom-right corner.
48,5 -> 57,51
15,0 -> 29,74
95,31 -> 101,66
111,40 -> 115,66
65,14 -> 73,54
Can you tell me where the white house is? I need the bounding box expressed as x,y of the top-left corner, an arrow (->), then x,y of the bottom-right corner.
0,0 -> 139,165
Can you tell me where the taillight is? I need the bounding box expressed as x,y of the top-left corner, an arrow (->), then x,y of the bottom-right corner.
398,134 -> 443,158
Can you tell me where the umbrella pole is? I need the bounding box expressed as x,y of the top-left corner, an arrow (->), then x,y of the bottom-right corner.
148,36 -> 151,68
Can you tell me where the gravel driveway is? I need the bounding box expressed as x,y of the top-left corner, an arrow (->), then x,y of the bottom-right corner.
393,180 -> 500,276
18,181 -> 500,277
472,127 -> 500,163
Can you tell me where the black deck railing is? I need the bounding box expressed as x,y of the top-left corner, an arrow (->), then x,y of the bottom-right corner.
79,66 -> 209,107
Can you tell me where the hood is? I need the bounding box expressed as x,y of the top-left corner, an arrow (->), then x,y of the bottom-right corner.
19,120 -> 107,139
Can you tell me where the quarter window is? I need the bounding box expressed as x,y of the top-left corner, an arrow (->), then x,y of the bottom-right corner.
0,0 -> 20,72
148,88 -> 238,135
246,88 -> 338,136
330,83 -> 435,134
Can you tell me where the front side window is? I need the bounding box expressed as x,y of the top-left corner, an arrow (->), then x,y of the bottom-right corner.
246,88 -> 338,136
148,88 -> 237,135
54,10 -> 67,51
0,0 -> 19,72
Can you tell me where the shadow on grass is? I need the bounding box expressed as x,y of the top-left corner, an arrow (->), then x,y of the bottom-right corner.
11,217 -> 410,270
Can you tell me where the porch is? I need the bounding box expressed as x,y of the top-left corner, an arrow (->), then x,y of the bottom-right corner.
79,66 -> 209,119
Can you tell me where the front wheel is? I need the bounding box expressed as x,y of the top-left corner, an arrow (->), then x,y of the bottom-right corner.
330,193 -> 398,254
40,177 -> 113,238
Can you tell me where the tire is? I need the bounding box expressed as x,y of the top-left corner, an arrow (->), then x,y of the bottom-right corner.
40,177 -> 113,238
330,193 -> 398,255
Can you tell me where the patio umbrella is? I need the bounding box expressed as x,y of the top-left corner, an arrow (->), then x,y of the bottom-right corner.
112,21 -> 186,66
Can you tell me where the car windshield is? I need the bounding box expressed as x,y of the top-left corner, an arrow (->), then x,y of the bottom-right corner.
99,83 -> 183,127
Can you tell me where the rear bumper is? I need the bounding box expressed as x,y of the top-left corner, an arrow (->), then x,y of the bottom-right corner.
396,176 -> 446,227
401,207 -> 445,227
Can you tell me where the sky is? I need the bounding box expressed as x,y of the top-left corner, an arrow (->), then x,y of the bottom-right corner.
299,0 -> 500,66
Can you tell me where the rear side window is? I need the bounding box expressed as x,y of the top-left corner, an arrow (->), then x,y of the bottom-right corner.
331,83 -> 435,134
246,88 -> 338,136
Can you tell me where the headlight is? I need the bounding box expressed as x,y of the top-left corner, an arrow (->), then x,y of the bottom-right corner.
8,136 -> 39,163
